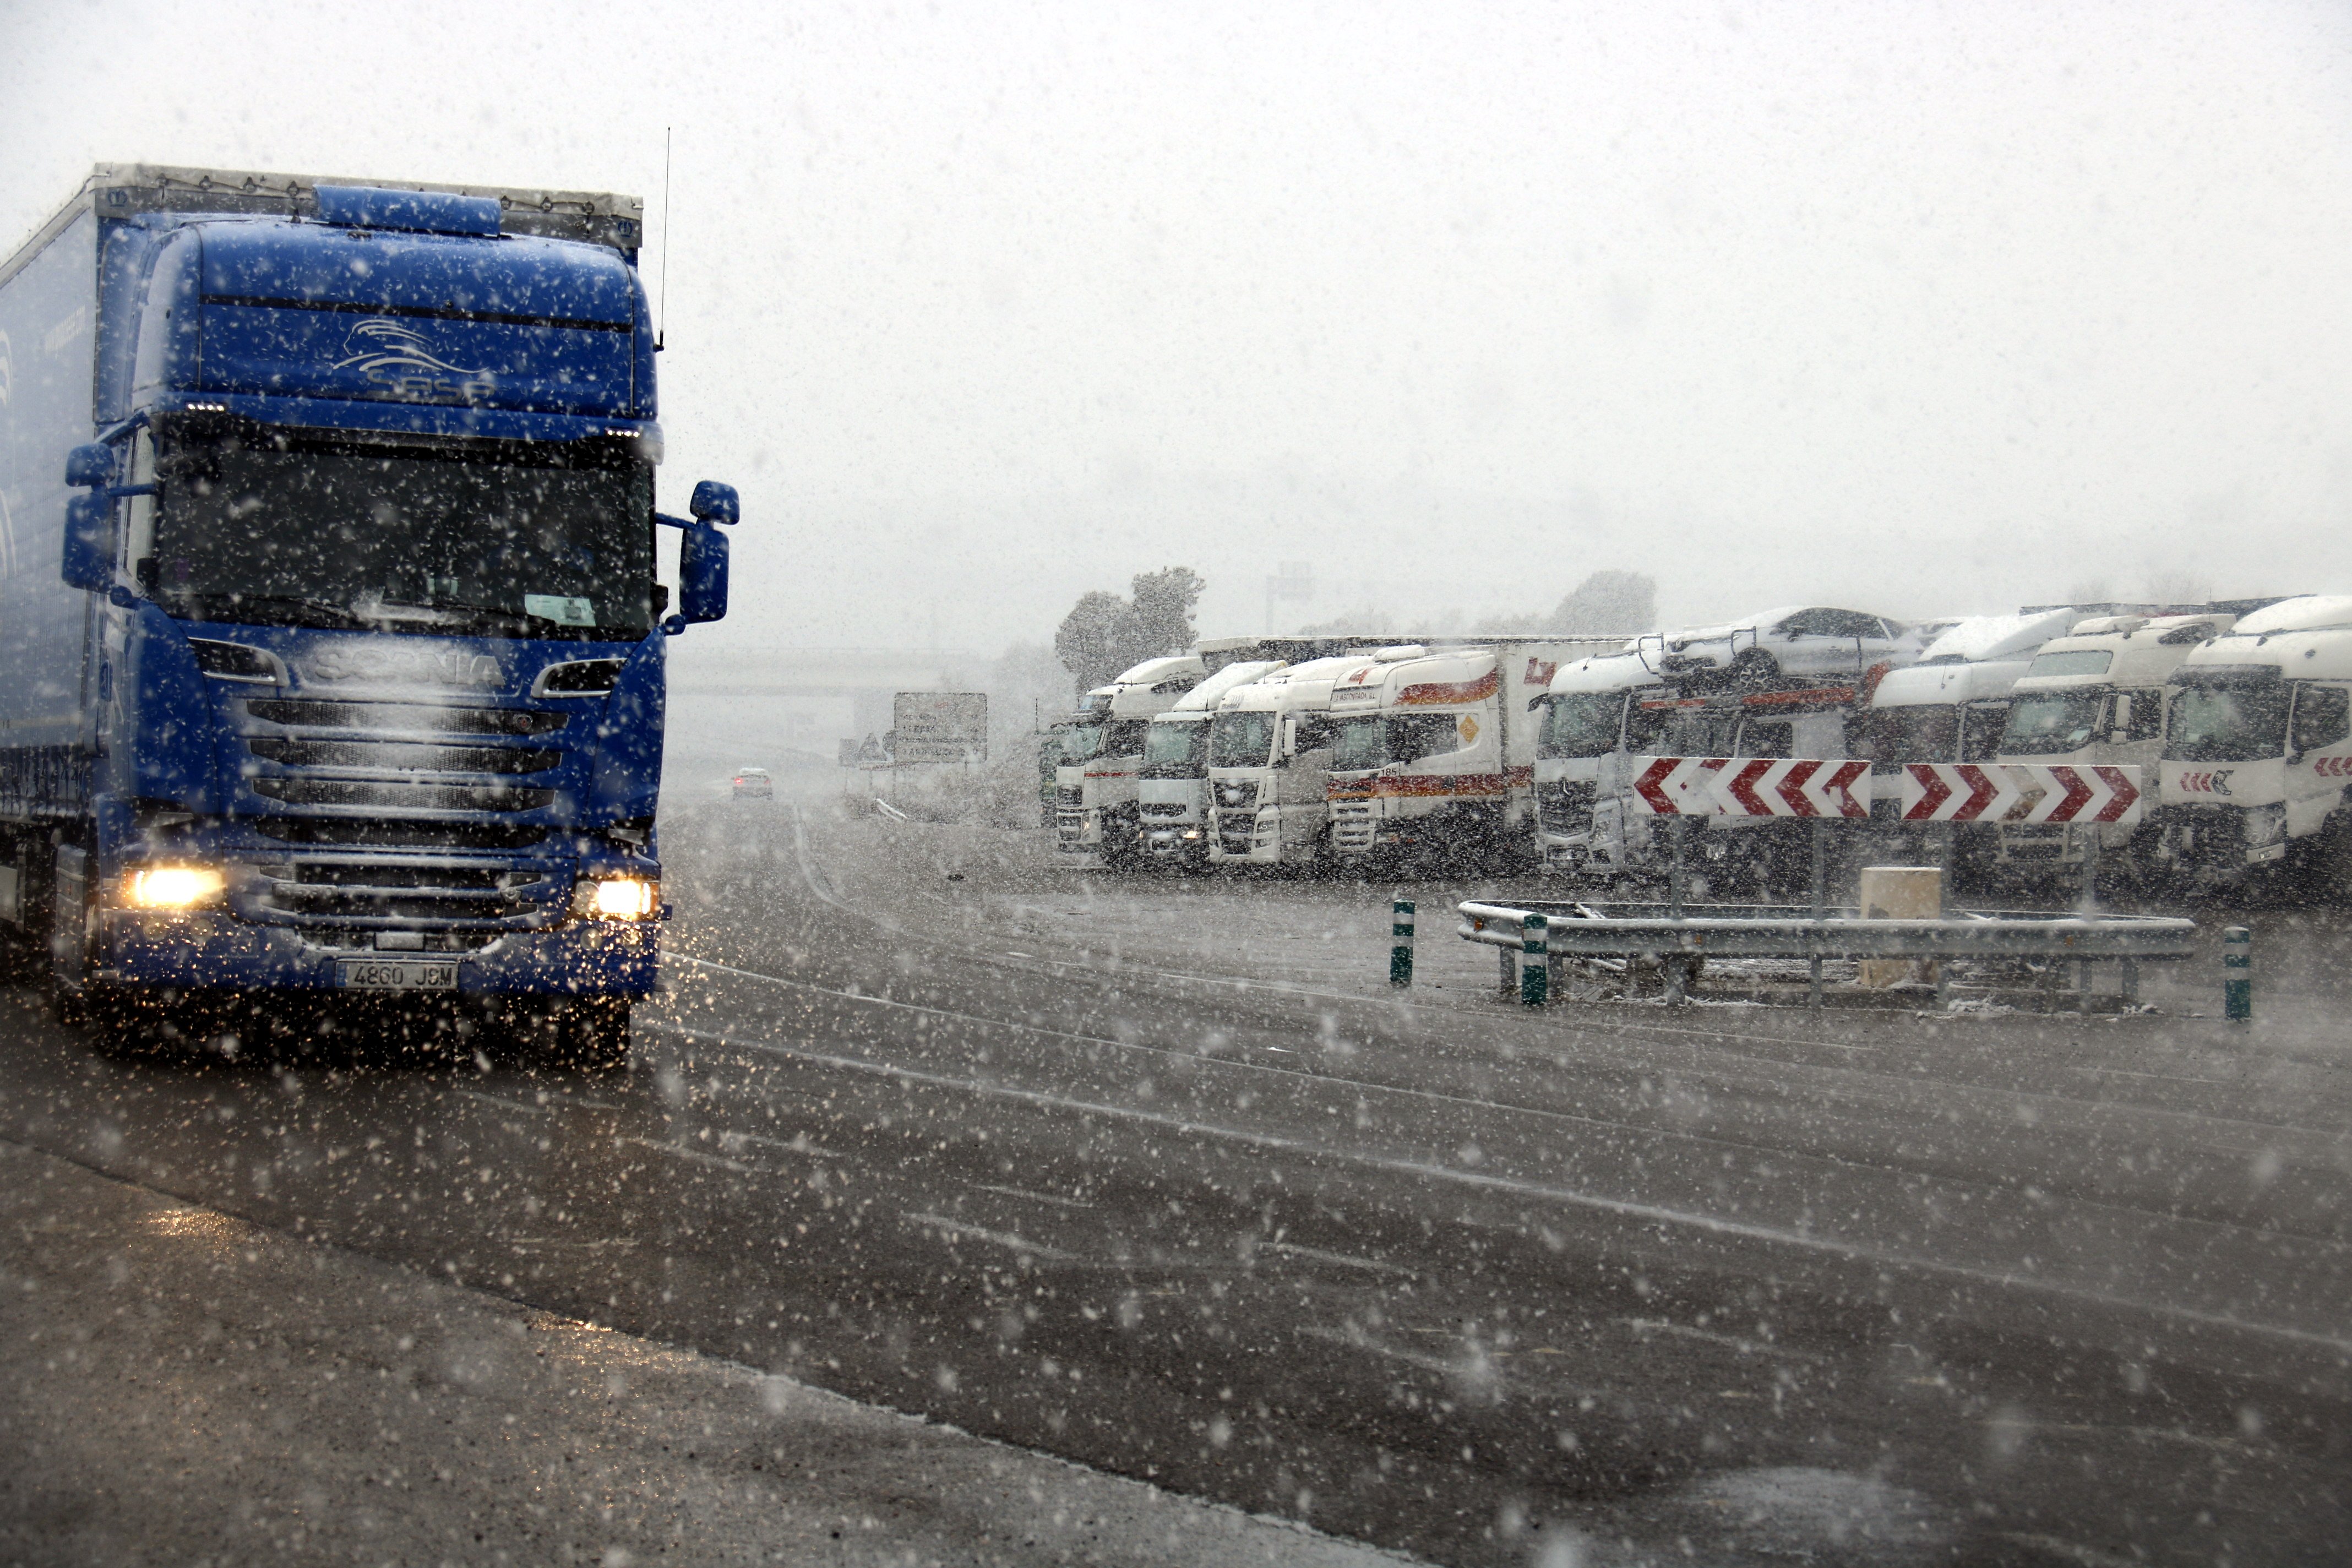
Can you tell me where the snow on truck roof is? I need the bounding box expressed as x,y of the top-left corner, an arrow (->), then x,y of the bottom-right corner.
1160,661 -> 1285,716
1869,658 -> 2036,709
2176,620 -> 2352,683
2230,595 -> 2352,636
1914,609 -> 2082,665
2012,614 -> 2234,692
1547,652 -> 1664,697
1216,655 -> 1382,712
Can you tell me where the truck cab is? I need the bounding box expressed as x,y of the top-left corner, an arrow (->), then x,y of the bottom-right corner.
1053,655 -> 1205,864
1137,660 -> 1284,867
1993,612 -> 2232,878
1205,654 -> 1381,867
0,165 -> 734,1064
1533,652 -> 1662,875
1325,639 -> 1604,870
2153,597 -> 2352,888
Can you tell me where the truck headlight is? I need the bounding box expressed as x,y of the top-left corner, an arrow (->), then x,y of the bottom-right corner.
124,864 -> 226,910
575,874 -> 660,919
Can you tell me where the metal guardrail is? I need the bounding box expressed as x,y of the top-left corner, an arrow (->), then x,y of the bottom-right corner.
1457,899 -> 2197,1009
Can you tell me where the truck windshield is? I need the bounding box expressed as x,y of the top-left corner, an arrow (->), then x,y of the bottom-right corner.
1210,711 -> 1276,769
1625,703 -> 1739,756
1141,720 -> 1210,776
1861,704 -> 1958,766
2000,693 -> 2105,755
2167,683 -> 2289,761
147,423 -> 654,638
1331,714 -> 1461,770
1058,723 -> 1108,764
1539,693 -> 1627,758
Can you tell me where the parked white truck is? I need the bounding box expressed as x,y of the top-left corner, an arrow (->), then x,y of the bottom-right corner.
1054,655 -> 1207,865
1206,653 -> 1388,868
1535,653 -> 1663,874
1324,639 -> 1619,869
2153,596 -> 2352,889
1991,612 -> 2234,880
1136,660 -> 1287,867
1855,610 -> 2083,881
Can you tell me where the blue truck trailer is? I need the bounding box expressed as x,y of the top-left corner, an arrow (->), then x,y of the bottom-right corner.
0,164 -> 737,1066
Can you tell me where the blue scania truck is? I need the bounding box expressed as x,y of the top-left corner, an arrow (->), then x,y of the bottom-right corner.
0,164 -> 737,1066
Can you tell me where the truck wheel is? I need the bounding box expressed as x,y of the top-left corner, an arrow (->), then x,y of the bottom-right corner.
548,997 -> 633,1072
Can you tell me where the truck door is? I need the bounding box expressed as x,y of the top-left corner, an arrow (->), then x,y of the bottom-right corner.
2285,683 -> 2352,840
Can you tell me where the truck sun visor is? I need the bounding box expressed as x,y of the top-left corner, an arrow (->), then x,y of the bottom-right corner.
314,184 -> 503,237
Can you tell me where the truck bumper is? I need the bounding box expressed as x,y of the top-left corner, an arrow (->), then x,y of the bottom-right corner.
92,911 -> 660,997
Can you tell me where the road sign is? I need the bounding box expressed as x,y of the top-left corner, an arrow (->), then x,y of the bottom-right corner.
1899,763 -> 2143,825
890,692 -> 988,765
1626,756 -> 1873,818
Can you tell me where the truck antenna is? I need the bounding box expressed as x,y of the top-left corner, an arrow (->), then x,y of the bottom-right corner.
657,127 -> 672,351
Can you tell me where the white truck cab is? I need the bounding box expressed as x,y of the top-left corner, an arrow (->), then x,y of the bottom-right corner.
1322,638 -> 1614,869
1054,655 -> 1207,864
1534,652 -> 1662,874
2154,596 -> 2352,886
1206,654 -> 1385,867
1854,612 -> 2081,884
1136,660 -> 1286,867
1992,612 -> 2233,876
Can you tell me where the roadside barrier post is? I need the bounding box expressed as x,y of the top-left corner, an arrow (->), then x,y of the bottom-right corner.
1667,816 -> 1689,919
2224,925 -> 2252,1022
1808,816 -> 1828,1010
1519,913 -> 1549,1007
1389,897 -> 1414,988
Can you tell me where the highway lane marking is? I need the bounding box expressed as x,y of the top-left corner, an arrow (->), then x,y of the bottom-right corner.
668,955 -> 1825,1164
901,1211 -> 1078,1261
1257,1241 -> 1413,1276
622,1135 -> 761,1177
967,1183 -> 1093,1209
1622,1316 -> 1825,1362
647,1019 -> 2352,1361
770,804 -> 2315,1118
668,952 -> 2343,1157
668,956 -> 2351,1223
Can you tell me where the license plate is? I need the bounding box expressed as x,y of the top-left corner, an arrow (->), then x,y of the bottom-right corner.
336,959 -> 459,991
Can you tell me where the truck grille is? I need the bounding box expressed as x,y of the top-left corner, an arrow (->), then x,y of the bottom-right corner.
1057,786 -> 1084,808
1141,802 -> 1188,819
238,855 -> 568,930
233,696 -> 574,825
1331,800 -> 1374,852
1214,780 -> 1258,810
1538,781 -> 1597,835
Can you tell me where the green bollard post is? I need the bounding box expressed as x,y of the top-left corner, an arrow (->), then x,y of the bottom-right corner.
1390,897 -> 1415,988
1520,913 -> 1549,1008
2223,925 -> 2251,1022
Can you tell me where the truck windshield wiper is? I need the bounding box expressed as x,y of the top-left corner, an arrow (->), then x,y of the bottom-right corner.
193,592 -> 371,630
371,601 -> 564,635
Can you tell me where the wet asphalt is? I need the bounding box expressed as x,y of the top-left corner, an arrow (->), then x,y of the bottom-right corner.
0,796 -> 2346,1565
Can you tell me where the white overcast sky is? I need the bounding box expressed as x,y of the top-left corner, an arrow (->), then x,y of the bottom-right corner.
8,0 -> 2352,655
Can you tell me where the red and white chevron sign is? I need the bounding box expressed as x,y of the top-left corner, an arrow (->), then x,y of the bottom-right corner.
1626,756 -> 1873,818
1899,764 -> 2143,825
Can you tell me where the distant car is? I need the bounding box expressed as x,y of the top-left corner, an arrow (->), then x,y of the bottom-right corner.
731,767 -> 773,798
1651,606 -> 1927,687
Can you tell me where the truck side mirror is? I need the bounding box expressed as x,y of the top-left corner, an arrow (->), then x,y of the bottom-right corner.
64,443 -> 114,489
674,522 -> 728,626
61,493 -> 112,592
689,480 -> 740,526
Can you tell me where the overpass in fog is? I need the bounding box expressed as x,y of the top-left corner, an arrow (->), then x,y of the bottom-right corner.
665,646 -> 986,699
664,646 -> 990,752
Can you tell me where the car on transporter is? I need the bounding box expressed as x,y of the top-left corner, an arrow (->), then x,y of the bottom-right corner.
1640,606 -> 1940,689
